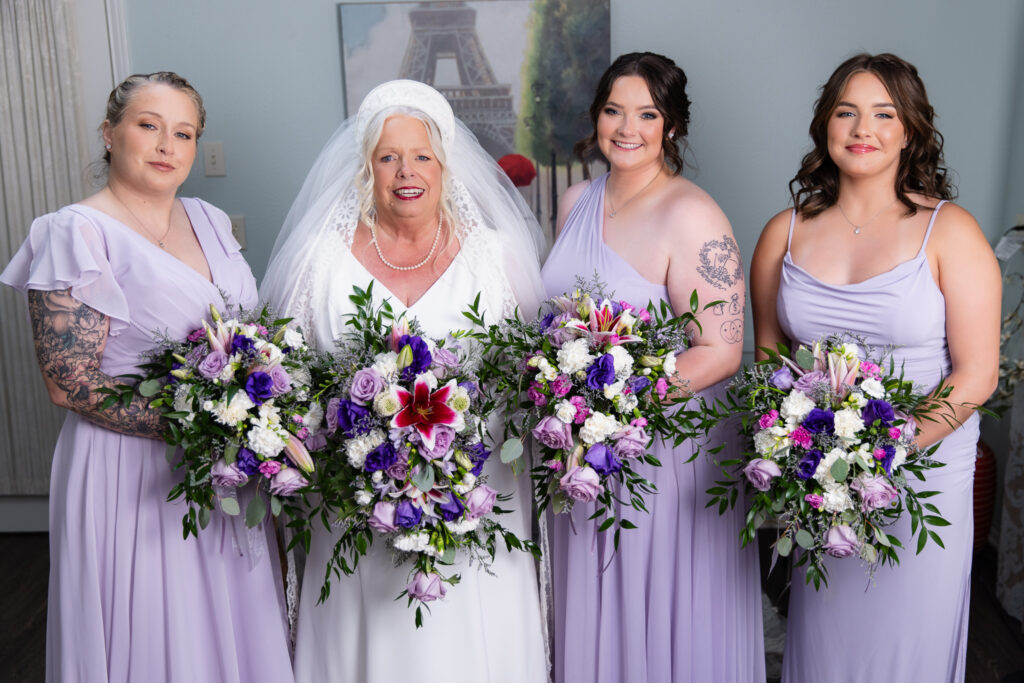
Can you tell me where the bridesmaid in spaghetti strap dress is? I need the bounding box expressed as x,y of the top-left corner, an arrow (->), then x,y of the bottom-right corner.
541,52 -> 765,683
751,53 -> 1000,682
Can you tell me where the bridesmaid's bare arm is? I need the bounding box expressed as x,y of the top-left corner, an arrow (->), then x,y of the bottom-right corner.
750,210 -> 793,361
27,288 -> 164,438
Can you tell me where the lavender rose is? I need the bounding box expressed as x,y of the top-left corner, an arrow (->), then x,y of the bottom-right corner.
464,484 -> 497,519
407,571 -> 447,603
437,492 -> 465,521
559,465 -> 603,502
211,459 -> 248,487
395,500 -> 423,528
197,350 -> 229,380
744,458 -> 782,491
349,368 -> 385,405
610,424 -> 649,459
268,364 -> 292,396
769,366 -> 794,391
368,501 -> 398,533
244,371 -> 274,405
584,443 -> 622,476
793,370 -> 827,395
269,468 -> 307,496
386,458 -> 409,481
850,474 -> 898,512
823,524 -> 860,558
532,416 -> 574,451
420,425 -> 455,460
325,397 -> 340,433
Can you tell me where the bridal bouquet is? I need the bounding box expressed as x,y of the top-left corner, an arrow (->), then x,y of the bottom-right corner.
708,336 -> 950,588
100,304 -> 319,539
479,279 -> 717,546
300,284 -> 536,626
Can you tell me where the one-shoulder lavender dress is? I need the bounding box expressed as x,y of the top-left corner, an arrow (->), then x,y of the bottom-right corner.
777,202 -> 976,682
1,200 -> 294,683
540,175 -> 765,683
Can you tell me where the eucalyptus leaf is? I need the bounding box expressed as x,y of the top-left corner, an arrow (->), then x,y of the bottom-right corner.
500,439 -> 524,464
224,443 -> 239,465
270,496 -> 283,517
220,497 -> 241,516
830,458 -> 849,482
138,378 -> 163,397
776,536 -> 793,557
795,347 -> 815,371
198,506 -> 212,529
440,544 -> 456,565
245,495 -> 267,528
795,529 -> 815,549
411,465 -> 434,493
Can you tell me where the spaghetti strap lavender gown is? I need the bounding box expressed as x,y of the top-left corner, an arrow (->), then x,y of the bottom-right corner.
777,202 -> 976,682
540,174 -> 765,683
1,200 -> 294,683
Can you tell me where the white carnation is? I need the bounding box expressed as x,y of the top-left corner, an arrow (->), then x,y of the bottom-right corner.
579,411 -> 621,444
210,391 -> 254,427
303,402 -> 324,433
754,425 -> 790,457
616,393 -> 639,413
454,473 -> 477,494
217,361 -> 237,384
846,391 -> 868,409
814,447 -> 847,484
446,517 -> 481,535
247,422 -> 287,458
780,390 -> 816,423
372,352 -> 399,380
859,378 -> 885,399
822,482 -> 855,513
891,446 -> 908,472
554,400 -> 577,424
834,408 -> 866,440
556,338 -> 595,375
290,365 -> 311,389
345,429 -> 385,468
258,401 -> 281,424
282,328 -> 306,350
608,346 -> 634,380
354,490 -> 373,506
393,530 -> 432,553
662,351 -> 677,377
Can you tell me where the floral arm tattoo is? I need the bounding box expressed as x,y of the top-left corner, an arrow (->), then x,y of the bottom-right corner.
697,235 -> 745,344
27,289 -> 164,438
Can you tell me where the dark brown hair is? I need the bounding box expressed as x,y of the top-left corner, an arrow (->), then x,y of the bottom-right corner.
790,53 -> 955,219
574,52 -> 690,174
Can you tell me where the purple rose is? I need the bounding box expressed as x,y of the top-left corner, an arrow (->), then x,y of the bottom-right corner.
862,399 -> 895,428
546,312 -> 578,347
794,370 -> 827,394
269,468 -> 308,496
236,447 -> 260,476
420,425 -> 455,460
197,350 -> 229,379
795,449 -> 823,480
559,465 -> 603,502
770,366 -> 794,391
398,335 -> 432,381
305,431 -> 328,452
550,374 -> 573,398
365,442 -> 398,472
244,371 -> 274,405
585,354 -> 616,391
268,364 -> 292,396
211,459 -> 248,487
744,458 -> 782,491
386,458 -> 410,481
395,500 -> 423,528
349,368 -> 385,405
465,443 -> 490,476
464,484 -> 497,519
432,346 -> 459,370
336,399 -> 371,438
802,408 -> 835,434
823,524 -> 860,558
584,443 -> 622,475
610,424 -> 650,459
407,571 -> 447,603
851,474 -> 898,512
368,501 -> 398,533
230,333 -> 255,356
437,492 -> 465,521
325,397 -> 340,433
532,416 -> 574,451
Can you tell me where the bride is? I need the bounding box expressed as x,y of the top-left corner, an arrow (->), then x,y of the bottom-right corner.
261,80 -> 549,682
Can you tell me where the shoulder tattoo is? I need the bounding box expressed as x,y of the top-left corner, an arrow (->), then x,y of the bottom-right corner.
696,235 -> 743,291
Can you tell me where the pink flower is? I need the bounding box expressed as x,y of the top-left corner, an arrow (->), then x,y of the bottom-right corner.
789,426 -> 813,449
888,427 -> 902,440
258,460 -> 282,478
860,361 -> 881,379
392,377 -> 458,450
295,427 -> 309,440
407,571 -> 447,603
655,378 -> 669,400
569,395 -> 590,424
758,410 -> 779,430
544,459 -> 564,471
631,417 -> 648,428
283,433 -> 314,473
550,375 -> 572,397
187,327 -> 205,342
804,493 -> 824,509
873,447 -> 887,461
527,382 -> 548,407
292,414 -> 305,424
637,308 -> 651,323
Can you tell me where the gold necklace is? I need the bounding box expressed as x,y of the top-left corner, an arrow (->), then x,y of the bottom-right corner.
836,198 -> 897,235
110,189 -> 173,248
370,214 -> 443,271
607,168 -> 662,219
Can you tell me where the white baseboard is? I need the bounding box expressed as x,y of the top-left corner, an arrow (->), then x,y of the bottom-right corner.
0,496 -> 48,532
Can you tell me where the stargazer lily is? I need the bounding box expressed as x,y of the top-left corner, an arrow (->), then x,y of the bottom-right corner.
283,433 -> 314,474
587,299 -> 641,346
391,378 -> 458,450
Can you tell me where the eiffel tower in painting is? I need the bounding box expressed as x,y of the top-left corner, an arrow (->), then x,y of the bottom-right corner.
399,1 -> 516,158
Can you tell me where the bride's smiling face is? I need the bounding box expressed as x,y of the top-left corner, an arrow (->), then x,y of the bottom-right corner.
371,115 -> 443,224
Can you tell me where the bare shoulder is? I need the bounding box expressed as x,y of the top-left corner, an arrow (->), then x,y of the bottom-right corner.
754,208 -> 795,257
657,176 -> 730,240
927,201 -> 990,252
554,179 -> 592,237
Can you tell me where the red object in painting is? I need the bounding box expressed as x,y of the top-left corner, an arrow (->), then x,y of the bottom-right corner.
498,153 -> 537,187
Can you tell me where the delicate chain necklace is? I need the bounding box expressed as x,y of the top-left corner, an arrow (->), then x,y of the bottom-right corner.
109,189 -> 173,248
607,168 -> 662,219
370,214 -> 443,271
836,198 -> 897,235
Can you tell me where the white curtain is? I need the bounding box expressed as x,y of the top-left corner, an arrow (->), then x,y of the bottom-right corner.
0,0 -> 87,494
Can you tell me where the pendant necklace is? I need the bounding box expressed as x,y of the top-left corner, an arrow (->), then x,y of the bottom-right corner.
607,168 -> 662,219
110,190 -> 173,248
836,198 -> 897,235
371,214 -> 443,271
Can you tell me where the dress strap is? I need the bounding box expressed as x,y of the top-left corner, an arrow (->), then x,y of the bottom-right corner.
786,209 -> 797,251
917,199 -> 947,257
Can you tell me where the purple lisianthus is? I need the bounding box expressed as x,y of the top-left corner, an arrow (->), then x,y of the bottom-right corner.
236,447 -> 260,476
823,524 -> 860,558
584,443 -> 622,476
862,399 -> 895,428
395,500 -> 423,528
365,442 -> 398,472
244,371 -> 275,405
437,492 -> 465,521
770,366 -> 794,391
585,354 -> 616,391
420,425 -> 455,460
802,408 -> 835,434
398,335 -> 432,382
744,458 -> 782,491
230,333 -> 255,356
540,312 -> 555,330
268,364 -> 292,396
794,370 -> 827,394
459,380 -> 478,398
795,449 -> 823,480
369,501 -> 398,533
532,416 -> 574,451
197,350 -> 229,380
465,443 -> 490,476
349,368 -> 385,405
879,444 -> 897,475
627,376 -> 651,395
335,399 -> 372,438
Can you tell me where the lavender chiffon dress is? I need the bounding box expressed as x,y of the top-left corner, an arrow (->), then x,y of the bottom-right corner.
540,175 -> 765,683
1,200 -> 294,683
777,202 -> 976,682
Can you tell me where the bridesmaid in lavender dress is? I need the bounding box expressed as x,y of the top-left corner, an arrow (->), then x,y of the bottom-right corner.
541,52 -> 765,683
1,73 -> 293,682
751,53 -> 1000,682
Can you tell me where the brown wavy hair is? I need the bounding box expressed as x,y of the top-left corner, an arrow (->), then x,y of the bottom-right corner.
789,53 -> 955,219
574,52 -> 690,174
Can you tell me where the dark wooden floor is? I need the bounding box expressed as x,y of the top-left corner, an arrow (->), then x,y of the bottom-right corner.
1,533 -> 1022,682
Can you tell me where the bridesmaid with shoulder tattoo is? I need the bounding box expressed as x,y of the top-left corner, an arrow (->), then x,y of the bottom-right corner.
1,72 -> 294,683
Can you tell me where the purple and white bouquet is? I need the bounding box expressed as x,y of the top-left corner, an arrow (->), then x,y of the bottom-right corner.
481,280 -> 717,545
299,284 -> 536,626
105,304 -> 319,538
709,336 -> 950,588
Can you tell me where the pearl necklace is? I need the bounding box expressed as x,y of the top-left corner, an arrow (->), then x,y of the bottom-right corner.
109,189 -> 173,248
836,198 -> 897,235
370,214 -> 443,271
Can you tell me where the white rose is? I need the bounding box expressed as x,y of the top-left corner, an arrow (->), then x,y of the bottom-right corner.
554,400 -> 577,424
608,346 -> 634,380
536,358 -> 558,381
202,399 -> 215,411
371,470 -> 383,483
780,390 -> 816,423
556,338 -> 595,375
859,378 -> 885,399
822,482 -> 855,513
662,351 -> 677,377
282,328 -> 306,350
834,408 -> 866,440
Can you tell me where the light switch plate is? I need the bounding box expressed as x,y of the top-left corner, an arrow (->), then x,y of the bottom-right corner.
229,215 -> 246,249
203,141 -> 226,176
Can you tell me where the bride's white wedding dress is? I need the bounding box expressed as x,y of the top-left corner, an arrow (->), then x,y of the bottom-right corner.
290,192 -> 548,683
